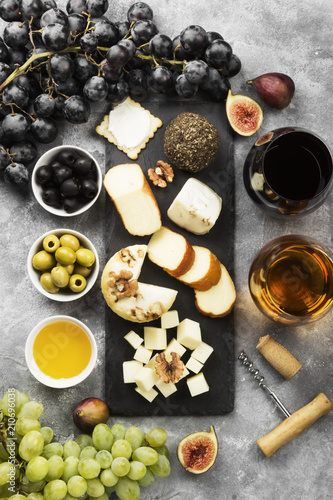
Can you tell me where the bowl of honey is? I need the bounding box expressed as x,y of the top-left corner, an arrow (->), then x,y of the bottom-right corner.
25,315 -> 97,388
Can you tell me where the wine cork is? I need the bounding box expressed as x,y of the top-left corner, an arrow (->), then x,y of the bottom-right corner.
256,334 -> 302,379
257,393 -> 333,457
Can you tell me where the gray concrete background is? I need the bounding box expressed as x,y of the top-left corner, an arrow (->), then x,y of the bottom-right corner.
1,0 -> 333,499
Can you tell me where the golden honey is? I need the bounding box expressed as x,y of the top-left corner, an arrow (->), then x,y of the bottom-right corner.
33,321 -> 92,379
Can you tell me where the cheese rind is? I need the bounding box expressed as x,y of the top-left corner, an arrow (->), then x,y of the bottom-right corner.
177,246 -> 221,291
177,318 -> 202,350
167,178 -> 222,235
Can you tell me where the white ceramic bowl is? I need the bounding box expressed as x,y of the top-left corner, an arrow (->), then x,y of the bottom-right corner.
31,145 -> 102,217
27,228 -> 99,302
25,315 -> 97,388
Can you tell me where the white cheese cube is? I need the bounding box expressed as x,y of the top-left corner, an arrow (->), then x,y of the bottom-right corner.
133,345 -> 153,364
177,318 -> 202,350
144,327 -> 167,350
155,379 -> 178,398
179,365 -> 190,380
167,178 -> 222,235
187,373 -> 210,397
164,338 -> 187,358
134,367 -> 160,392
160,310 -> 179,329
192,342 -> 214,364
135,386 -> 158,403
185,356 -> 203,374
145,353 -> 158,369
123,360 -> 143,383
124,330 -> 144,349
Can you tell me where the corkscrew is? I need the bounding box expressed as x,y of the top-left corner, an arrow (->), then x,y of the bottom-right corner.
238,350 -> 291,417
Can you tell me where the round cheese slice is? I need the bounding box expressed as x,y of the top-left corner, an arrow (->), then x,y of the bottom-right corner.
177,246 -> 221,291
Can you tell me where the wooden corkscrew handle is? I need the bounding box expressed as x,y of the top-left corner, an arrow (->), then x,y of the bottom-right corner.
257,392 -> 333,457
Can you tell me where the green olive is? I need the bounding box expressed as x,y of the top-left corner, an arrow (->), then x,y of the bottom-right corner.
76,248 -> 95,268
32,251 -> 56,272
55,246 -> 76,266
42,234 -> 60,253
73,263 -> 92,278
59,234 -> 80,251
69,274 -> 87,293
63,263 -> 74,275
40,273 -> 59,294
51,266 -> 70,288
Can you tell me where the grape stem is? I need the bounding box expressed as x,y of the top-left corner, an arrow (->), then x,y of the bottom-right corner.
0,46 -> 186,93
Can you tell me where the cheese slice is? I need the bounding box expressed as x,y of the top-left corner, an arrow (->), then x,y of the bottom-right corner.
177,246 -> 221,291
167,178 -> 222,235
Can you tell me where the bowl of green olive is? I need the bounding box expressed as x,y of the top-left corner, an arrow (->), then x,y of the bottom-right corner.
31,145 -> 102,216
27,229 -> 99,302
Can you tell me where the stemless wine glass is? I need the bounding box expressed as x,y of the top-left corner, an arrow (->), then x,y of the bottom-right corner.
249,235 -> 333,325
243,127 -> 333,217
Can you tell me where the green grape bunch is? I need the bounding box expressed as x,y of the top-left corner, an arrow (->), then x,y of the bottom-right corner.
0,389 -> 171,500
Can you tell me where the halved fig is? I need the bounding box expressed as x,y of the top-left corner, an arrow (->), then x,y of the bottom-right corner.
226,90 -> 263,136
177,425 -> 218,474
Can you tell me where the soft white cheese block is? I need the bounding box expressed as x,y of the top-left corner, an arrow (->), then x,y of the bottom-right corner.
123,360 -> 143,383
177,318 -> 202,350
144,327 -> 167,351
124,330 -> 144,349
187,373 -> 210,397
167,178 -> 222,235
192,341 -> 214,364
108,98 -> 151,150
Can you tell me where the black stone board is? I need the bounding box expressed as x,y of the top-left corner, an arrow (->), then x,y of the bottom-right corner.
104,95 -> 235,416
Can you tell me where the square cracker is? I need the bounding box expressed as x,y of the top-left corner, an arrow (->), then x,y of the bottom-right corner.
95,97 -> 163,160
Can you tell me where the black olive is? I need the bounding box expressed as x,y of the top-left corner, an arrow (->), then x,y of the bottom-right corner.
36,164 -> 54,185
60,178 -> 80,197
63,196 -> 81,213
42,187 -> 62,208
80,178 -> 98,199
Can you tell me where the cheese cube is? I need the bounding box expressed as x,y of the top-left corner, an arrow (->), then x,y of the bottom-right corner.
164,338 -> 187,358
124,330 -> 144,349
133,345 -> 153,364
187,373 -> 210,397
161,310 -> 179,329
123,360 -> 143,383
135,386 -> 158,403
144,327 -> 167,351
155,379 -> 177,398
167,178 -> 222,235
186,356 -> 203,374
145,353 -> 158,369
177,318 -> 202,350
134,367 -> 160,392
192,342 -> 214,364
179,365 -> 190,380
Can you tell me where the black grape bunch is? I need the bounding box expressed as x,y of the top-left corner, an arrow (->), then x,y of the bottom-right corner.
0,0 -> 242,189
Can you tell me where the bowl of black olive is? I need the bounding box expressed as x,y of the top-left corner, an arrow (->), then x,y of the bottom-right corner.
32,145 -> 102,216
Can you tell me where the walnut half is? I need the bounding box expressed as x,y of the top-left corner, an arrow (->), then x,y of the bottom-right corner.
148,160 -> 174,188
107,270 -> 138,300
155,352 -> 184,383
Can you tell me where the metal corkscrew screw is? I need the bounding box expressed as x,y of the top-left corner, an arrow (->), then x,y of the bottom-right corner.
238,350 -> 291,418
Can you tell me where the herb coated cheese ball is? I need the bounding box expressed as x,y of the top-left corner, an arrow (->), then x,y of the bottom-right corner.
164,112 -> 219,173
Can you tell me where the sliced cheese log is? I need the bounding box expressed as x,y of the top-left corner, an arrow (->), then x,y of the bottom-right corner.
177,245 -> 221,291
104,163 -> 161,236
107,282 -> 178,323
194,263 -> 236,317
167,178 -> 222,235
147,226 -> 195,277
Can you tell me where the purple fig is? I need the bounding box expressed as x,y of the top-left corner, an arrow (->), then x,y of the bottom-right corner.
247,72 -> 295,110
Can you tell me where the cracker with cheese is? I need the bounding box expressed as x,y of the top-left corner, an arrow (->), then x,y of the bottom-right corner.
96,97 -> 162,160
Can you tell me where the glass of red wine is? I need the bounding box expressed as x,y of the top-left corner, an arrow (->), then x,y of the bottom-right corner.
243,127 -> 333,217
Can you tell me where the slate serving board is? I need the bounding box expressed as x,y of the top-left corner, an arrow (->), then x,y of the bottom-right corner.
103,95 -> 235,416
